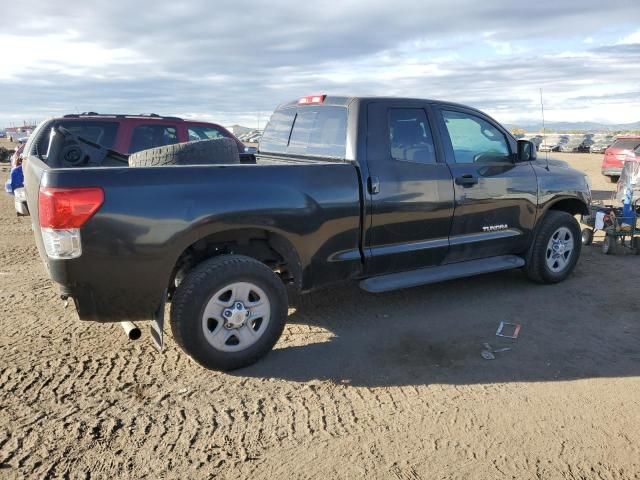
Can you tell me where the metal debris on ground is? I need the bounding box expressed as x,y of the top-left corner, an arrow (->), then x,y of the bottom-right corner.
496,321 -> 521,339
481,342 -> 513,360
481,350 -> 496,360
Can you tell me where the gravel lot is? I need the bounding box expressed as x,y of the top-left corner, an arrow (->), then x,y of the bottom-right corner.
1,151 -> 639,479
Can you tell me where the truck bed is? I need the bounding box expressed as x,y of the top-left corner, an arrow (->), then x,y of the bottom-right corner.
24,155 -> 363,322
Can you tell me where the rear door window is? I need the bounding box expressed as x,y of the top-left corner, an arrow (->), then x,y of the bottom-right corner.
129,125 -> 178,153
389,108 -> 436,164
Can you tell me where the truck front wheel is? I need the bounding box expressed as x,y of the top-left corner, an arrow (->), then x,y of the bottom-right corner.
170,255 -> 288,370
525,211 -> 581,284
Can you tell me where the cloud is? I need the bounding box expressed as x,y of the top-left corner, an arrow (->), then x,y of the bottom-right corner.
1,0 -> 639,127
618,29 -> 640,45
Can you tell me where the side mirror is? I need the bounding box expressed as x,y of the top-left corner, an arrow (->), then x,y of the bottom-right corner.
244,146 -> 258,154
517,139 -> 537,162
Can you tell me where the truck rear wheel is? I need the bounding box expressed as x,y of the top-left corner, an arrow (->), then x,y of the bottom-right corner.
525,211 -> 581,284
128,138 -> 240,167
170,255 -> 288,370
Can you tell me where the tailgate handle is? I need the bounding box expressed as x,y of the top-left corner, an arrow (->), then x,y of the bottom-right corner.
368,176 -> 380,195
455,174 -> 478,187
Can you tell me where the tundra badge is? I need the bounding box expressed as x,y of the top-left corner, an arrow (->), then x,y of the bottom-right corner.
482,224 -> 508,232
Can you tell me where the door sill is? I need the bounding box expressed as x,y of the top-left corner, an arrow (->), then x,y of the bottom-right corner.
359,255 -> 525,293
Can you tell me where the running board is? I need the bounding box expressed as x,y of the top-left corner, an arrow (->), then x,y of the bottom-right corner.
360,255 -> 525,293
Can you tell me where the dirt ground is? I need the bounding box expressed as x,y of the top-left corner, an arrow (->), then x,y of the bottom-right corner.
1,151 -> 639,479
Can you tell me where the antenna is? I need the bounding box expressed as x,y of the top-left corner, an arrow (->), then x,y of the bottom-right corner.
540,88 -> 549,171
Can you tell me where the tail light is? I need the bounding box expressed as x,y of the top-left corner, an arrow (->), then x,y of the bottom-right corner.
39,187 -> 104,259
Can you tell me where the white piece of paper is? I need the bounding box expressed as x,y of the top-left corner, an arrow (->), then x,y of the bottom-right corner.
595,211 -> 605,230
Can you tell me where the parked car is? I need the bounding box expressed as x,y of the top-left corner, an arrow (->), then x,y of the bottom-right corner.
526,136 -> 543,150
601,136 -> 640,182
576,136 -> 594,153
7,113 -> 250,215
539,135 -> 569,152
590,135 -> 615,154
0,131 -> 6,138
24,95 -> 590,371
558,137 -> 583,153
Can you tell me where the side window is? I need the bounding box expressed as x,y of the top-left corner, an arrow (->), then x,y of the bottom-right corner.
442,110 -> 511,164
129,125 -> 178,153
389,108 -> 436,164
188,126 -> 226,141
260,108 -> 297,154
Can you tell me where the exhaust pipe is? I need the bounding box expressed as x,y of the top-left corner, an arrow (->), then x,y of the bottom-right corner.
120,321 -> 141,341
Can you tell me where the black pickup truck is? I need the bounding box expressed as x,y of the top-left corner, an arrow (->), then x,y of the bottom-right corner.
24,95 -> 591,370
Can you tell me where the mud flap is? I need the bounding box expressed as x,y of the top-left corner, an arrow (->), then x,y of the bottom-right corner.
149,290 -> 167,352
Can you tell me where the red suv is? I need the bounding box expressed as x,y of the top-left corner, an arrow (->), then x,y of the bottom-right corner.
48,112 -> 246,155
601,136 -> 640,182
11,113 -> 247,215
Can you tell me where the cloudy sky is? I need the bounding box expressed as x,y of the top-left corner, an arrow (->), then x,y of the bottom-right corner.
1,0 -> 639,128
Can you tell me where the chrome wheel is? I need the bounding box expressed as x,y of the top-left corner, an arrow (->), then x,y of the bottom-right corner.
545,227 -> 574,273
201,282 -> 271,352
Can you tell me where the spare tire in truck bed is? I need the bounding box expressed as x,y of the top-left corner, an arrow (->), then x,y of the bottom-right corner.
128,138 -> 240,167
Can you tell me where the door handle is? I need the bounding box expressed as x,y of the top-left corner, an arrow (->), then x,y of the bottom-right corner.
455,174 -> 478,187
368,176 -> 380,194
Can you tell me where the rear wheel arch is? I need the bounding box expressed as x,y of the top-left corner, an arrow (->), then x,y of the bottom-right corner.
168,228 -> 303,297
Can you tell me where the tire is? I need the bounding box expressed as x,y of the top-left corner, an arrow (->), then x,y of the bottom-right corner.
603,234 -> 617,255
609,176 -> 619,184
632,237 -> 640,255
525,211 -> 581,284
170,255 -> 288,371
128,138 -> 240,167
581,228 -> 594,246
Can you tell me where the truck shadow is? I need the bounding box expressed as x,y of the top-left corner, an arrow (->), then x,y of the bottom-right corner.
237,248 -> 640,387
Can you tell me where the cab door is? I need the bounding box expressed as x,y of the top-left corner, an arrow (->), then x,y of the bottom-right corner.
432,106 -> 538,263
364,102 -> 455,275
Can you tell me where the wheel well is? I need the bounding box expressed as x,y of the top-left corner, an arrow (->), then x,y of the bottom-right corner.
547,198 -> 589,216
169,229 -> 302,296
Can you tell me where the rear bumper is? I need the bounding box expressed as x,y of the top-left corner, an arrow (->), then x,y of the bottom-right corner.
48,257 -> 166,323
56,281 -> 161,323
601,167 -> 622,177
